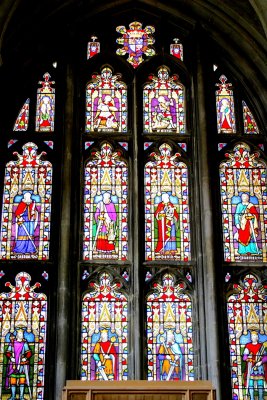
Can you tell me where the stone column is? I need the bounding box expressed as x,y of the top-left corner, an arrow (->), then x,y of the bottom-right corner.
194,45 -> 221,398
54,64 -> 74,399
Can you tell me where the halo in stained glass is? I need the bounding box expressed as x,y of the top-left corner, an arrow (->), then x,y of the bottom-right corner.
143,66 -> 185,134
219,143 -> 267,262
116,21 -> 155,68
146,274 -> 194,381
144,143 -> 191,261
81,272 -> 128,381
83,143 -> 128,261
216,75 -> 236,134
0,142 -> 52,260
13,99 -> 30,131
0,272 -> 47,399
227,274 -> 267,400
242,101 -> 259,134
85,67 -> 127,133
35,72 -> 55,132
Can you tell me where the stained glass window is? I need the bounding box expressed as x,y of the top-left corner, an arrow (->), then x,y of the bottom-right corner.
144,143 -> 190,261
242,101 -> 259,135
116,21 -> 155,68
85,67 -> 127,133
87,36 -> 100,60
83,143 -> 128,261
81,272 -> 128,381
0,142 -> 52,260
143,66 -> 185,133
35,73 -> 55,132
146,273 -> 194,381
0,272 -> 47,400
216,75 -> 236,134
220,143 -> 267,261
170,38 -> 183,61
219,143 -> 267,262
227,274 -> 267,400
13,99 -> 30,131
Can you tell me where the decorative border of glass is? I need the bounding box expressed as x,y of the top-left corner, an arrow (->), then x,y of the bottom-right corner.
14,99 -> 30,131
242,101 -> 259,135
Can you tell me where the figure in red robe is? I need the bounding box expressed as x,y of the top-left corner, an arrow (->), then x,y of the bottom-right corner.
93,329 -> 118,380
155,193 -> 179,255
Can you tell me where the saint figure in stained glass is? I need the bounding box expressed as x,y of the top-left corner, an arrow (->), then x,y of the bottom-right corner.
143,66 -> 185,133
81,272 -> 128,381
116,21 -> 155,68
0,272 -> 47,400
144,143 -> 190,261
219,143 -> 267,262
146,274 -> 194,381
85,67 -> 127,133
13,99 -> 30,131
242,101 -> 259,135
216,75 -> 236,134
227,274 -> 267,400
0,142 -> 52,260
35,72 -> 55,132
83,143 -> 128,260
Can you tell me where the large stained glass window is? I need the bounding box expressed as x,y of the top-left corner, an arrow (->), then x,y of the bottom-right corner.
227,274 -> 267,400
144,143 -> 190,261
143,66 -> 185,134
13,99 -> 30,132
85,67 -> 127,133
35,73 -> 55,132
0,272 -> 47,400
242,101 -> 259,135
219,143 -> 267,262
0,142 -> 52,260
216,75 -> 236,134
83,143 -> 128,261
81,272 -> 128,381
146,273 -> 194,381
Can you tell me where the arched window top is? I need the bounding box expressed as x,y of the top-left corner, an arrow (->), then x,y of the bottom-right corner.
13,99 -> 30,132
216,74 -> 236,134
35,72 -> 55,132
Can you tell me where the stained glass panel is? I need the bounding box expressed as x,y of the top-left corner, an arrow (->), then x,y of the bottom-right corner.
85,67 -> 127,133
83,143 -> 128,260
13,99 -> 30,131
0,142 -> 52,260
242,101 -> 259,135
227,274 -> 267,400
116,21 -> 155,68
143,67 -> 185,134
87,36 -> 100,60
219,143 -> 267,262
0,272 -> 47,400
35,73 -> 55,132
216,75 -> 236,134
144,143 -> 190,261
81,272 -> 128,381
146,274 -> 194,381
170,38 -> 183,61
